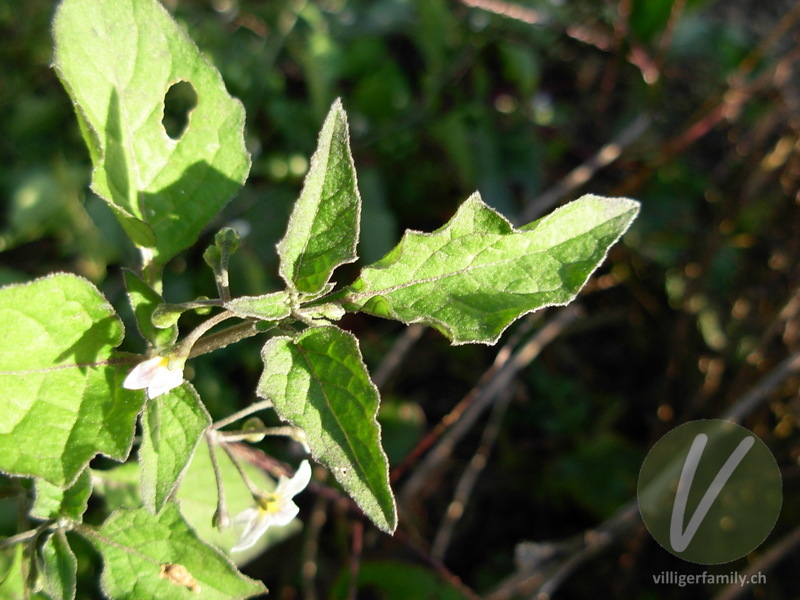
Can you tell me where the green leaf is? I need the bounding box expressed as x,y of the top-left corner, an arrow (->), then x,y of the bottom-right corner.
53,0 -> 251,268
343,193 -> 640,344
0,274 -> 144,486
89,463 -> 142,512
31,469 -> 92,522
277,99 -> 361,296
139,384 -> 211,514
93,441 -> 299,564
176,441 -> 301,563
258,326 -> 396,533
39,531 -> 77,600
0,545 -> 26,598
124,270 -> 178,348
224,291 -> 292,321
88,504 -> 266,599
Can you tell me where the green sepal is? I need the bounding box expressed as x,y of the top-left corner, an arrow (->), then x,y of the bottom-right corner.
124,270 -> 178,348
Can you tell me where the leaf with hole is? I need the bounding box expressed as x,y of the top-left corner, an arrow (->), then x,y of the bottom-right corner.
53,0 -> 250,271
88,504 -> 266,599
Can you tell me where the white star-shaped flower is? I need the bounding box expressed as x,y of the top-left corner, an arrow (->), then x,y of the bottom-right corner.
231,460 -> 312,552
122,355 -> 184,399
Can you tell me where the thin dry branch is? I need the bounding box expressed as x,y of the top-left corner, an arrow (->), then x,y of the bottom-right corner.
458,0 -> 548,26
399,306 -> 582,506
485,348 -> 800,599
721,351 -> 800,423
230,442 -> 482,600
372,324 -> 426,389
431,384 -> 515,561
518,114 -> 651,224
713,524 -> 800,600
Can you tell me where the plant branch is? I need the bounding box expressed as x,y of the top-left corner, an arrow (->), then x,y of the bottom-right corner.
398,305 -> 581,504
206,431 -> 230,529
212,399 -> 274,430
431,384 -> 515,561
228,442 -> 481,600
713,524 -> 800,600
722,351 -> 800,423
518,114 -> 651,224
372,324 -> 426,389
188,320 -> 264,359
0,528 -> 41,550
218,426 -> 298,443
220,442 -> 263,499
486,347 -> 800,598
175,310 -> 236,359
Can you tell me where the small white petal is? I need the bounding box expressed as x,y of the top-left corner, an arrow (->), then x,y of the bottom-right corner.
231,507 -> 259,526
277,460 -> 312,499
122,356 -> 184,398
231,511 -> 271,552
123,357 -> 167,390
146,366 -> 184,398
269,499 -> 300,527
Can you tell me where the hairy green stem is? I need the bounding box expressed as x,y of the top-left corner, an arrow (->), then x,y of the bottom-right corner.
220,443 -> 263,499
206,431 -> 230,530
212,399 -> 274,430
0,528 -> 40,550
188,321 -> 265,359
218,426 -> 298,442
176,310 -> 235,356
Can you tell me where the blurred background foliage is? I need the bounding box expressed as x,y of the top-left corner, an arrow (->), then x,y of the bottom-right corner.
2,0 -> 800,598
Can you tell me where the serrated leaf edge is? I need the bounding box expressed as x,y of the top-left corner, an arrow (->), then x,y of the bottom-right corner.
345,193 -> 640,345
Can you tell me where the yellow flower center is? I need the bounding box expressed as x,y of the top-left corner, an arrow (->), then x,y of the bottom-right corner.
256,493 -> 281,514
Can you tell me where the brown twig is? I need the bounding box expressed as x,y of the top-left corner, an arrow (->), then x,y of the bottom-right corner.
431,384 -> 515,561
228,442 -> 482,600
712,524 -> 800,600
399,306 -> 582,505
518,114 -> 651,224
459,0 -> 659,83
458,0 -> 548,26
616,11 -> 800,198
654,0 -> 687,71
485,502 -> 641,600
391,313 -> 540,485
597,0 -> 632,113
347,519 -> 364,600
372,324 -> 426,389
721,351 -> 800,423
485,347 -> 800,598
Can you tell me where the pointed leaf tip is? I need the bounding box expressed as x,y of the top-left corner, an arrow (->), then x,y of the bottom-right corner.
344,193 -> 640,344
